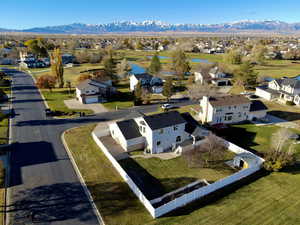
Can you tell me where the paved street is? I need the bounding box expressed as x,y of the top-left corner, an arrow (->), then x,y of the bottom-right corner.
3,68 -> 196,224
6,69 -> 100,225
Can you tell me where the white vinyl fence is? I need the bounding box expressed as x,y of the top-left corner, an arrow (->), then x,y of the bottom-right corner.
92,131 -> 264,218
92,132 -> 156,217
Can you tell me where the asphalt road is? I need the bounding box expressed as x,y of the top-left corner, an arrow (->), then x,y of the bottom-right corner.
3,68 -> 197,224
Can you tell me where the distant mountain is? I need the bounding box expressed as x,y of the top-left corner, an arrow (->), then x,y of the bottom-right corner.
3,20 -> 300,34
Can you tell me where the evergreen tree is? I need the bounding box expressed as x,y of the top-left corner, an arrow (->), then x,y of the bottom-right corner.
134,81 -> 143,105
148,53 -> 161,75
50,48 -> 64,88
163,78 -> 173,101
103,56 -> 116,79
235,61 -> 258,89
171,49 -> 191,80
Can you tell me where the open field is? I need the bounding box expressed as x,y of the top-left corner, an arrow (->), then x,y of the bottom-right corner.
65,123 -> 300,225
29,63 -> 104,85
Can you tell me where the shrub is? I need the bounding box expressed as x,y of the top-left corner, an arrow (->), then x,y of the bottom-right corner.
286,101 -> 295,106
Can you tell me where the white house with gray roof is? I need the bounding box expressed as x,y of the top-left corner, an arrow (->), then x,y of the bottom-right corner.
130,73 -> 163,94
109,111 -> 207,154
256,77 -> 300,105
198,95 -> 268,124
76,79 -> 116,104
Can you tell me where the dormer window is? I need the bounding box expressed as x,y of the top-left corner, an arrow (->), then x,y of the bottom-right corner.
174,125 -> 178,131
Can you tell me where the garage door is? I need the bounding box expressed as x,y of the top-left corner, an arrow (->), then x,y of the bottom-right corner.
85,97 -> 98,104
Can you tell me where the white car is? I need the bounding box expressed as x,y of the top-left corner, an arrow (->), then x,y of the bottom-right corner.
161,104 -> 175,110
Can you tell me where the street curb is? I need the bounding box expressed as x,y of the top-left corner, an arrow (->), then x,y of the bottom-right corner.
27,70 -> 49,109
5,73 -> 14,225
61,128 -> 105,225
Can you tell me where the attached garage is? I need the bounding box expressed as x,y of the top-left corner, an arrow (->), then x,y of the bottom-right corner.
84,96 -> 99,104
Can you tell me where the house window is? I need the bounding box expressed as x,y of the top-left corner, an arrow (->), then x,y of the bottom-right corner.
174,125 -> 178,131
176,136 -> 181,142
157,141 -> 161,146
143,127 -> 146,133
228,106 -> 231,110
159,129 -> 164,134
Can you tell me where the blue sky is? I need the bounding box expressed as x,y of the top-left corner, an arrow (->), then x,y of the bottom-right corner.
1,0 -> 300,29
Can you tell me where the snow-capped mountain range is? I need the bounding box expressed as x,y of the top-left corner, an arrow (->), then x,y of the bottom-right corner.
2,20 -> 300,34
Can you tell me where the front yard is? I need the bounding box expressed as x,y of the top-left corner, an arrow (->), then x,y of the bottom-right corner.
64,124 -> 300,225
41,88 -> 92,117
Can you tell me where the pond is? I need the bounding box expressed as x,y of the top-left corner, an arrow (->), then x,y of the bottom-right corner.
147,55 -> 212,64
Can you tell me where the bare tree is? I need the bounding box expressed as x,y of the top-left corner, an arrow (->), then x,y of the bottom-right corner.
183,134 -> 226,168
271,128 -> 294,152
187,83 -> 219,100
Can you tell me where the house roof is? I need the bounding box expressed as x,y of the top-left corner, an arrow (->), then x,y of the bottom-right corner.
281,78 -> 300,89
256,85 -> 280,95
181,112 -> 199,134
116,119 -> 142,140
143,111 -> 186,130
250,100 -> 268,112
132,73 -> 153,81
76,79 -> 108,90
208,95 -> 251,107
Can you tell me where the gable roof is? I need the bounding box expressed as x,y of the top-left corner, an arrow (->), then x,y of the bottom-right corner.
76,79 -> 109,90
132,73 -> 153,81
208,95 -> 251,107
181,112 -> 199,134
143,111 -> 186,130
281,78 -> 300,89
116,119 -> 141,140
250,100 -> 268,112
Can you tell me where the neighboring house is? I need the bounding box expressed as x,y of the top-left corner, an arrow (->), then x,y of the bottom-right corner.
19,52 -> 47,69
256,77 -> 300,105
198,95 -> 268,124
194,66 -> 231,86
129,73 -> 163,94
76,79 -> 116,104
109,111 -> 208,154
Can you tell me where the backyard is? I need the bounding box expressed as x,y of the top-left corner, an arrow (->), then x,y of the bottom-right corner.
119,152 -> 235,199
64,123 -> 300,225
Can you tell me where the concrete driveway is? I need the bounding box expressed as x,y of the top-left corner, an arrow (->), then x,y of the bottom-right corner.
64,99 -> 108,113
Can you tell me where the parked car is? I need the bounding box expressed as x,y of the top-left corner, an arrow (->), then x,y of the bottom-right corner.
161,104 -> 175,110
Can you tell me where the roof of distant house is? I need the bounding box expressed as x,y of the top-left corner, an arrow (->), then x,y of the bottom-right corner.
116,119 -> 142,140
256,85 -> 280,95
132,73 -> 153,80
76,79 -> 109,90
208,95 -> 251,107
143,111 -> 186,130
181,112 -> 199,134
281,78 -> 300,89
250,100 -> 268,112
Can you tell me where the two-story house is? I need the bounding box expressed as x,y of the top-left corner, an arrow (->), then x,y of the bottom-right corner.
76,79 -> 116,104
109,111 -> 207,154
256,78 -> 300,104
194,66 -> 231,86
129,73 -> 163,94
198,95 -> 268,124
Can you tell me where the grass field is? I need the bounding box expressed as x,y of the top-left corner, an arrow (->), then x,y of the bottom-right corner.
41,88 -> 92,116
65,123 -> 300,225
120,153 -> 235,195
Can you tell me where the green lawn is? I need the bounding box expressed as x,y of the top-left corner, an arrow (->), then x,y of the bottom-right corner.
102,82 -> 134,110
41,88 -> 92,116
65,124 -> 300,225
119,153 -> 235,194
